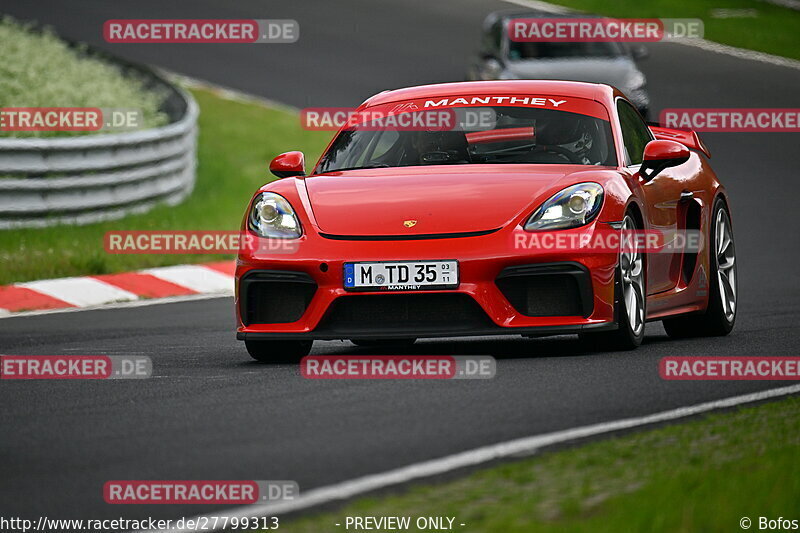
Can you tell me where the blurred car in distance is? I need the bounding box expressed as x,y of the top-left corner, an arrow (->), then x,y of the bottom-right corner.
467,10 -> 651,119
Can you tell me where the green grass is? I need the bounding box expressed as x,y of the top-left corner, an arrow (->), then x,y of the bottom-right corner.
541,0 -> 800,60
0,16 -> 170,139
280,396 -> 800,533
0,88 -> 331,284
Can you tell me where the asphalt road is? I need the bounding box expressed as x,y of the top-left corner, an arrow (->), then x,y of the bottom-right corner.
2,0 -> 800,524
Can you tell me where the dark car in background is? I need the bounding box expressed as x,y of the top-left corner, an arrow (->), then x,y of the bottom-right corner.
467,10 -> 651,118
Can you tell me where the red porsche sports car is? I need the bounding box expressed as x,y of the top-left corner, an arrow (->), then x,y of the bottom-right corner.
236,80 -> 736,362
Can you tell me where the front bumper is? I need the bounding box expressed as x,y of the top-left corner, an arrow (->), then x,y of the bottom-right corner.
236,222 -> 619,341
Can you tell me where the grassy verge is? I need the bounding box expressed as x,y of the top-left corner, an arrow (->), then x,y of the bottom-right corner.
0,16 -> 168,138
279,395 -> 800,533
542,0 -> 800,61
0,88 -> 331,284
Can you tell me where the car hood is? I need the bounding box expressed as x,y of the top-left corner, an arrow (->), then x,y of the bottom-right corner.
505,58 -> 640,91
304,165 -> 603,236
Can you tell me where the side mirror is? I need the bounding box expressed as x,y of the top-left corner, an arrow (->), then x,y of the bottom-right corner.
269,151 -> 305,178
640,140 -> 690,180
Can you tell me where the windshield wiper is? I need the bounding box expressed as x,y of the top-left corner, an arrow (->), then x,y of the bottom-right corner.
324,164 -> 390,172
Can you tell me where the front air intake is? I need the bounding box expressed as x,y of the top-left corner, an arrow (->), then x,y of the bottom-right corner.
495,263 -> 593,318
316,293 -> 493,335
240,270 -> 317,325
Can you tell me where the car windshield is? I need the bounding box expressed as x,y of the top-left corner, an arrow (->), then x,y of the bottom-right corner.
316,106 -> 617,173
509,41 -> 626,60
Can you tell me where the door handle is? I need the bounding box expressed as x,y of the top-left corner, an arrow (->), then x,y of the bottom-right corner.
680,190 -> 694,202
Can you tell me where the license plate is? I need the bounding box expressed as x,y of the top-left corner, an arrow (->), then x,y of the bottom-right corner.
344,260 -> 459,291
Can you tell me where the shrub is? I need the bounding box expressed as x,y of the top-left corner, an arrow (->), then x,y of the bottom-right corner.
0,16 -> 169,138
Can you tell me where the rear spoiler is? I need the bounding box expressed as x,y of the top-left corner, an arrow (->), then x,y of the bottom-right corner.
648,125 -> 711,158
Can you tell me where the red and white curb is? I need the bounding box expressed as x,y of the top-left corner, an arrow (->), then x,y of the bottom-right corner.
0,261 -> 234,316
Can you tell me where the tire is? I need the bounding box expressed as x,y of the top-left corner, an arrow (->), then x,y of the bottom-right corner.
663,199 -> 737,338
581,213 -> 646,351
351,338 -> 417,347
244,339 -> 312,363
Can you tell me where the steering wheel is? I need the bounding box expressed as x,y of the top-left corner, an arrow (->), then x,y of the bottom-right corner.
539,145 -> 582,164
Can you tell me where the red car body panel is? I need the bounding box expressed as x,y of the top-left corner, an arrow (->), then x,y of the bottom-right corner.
305,165 -> 614,236
235,80 -> 728,341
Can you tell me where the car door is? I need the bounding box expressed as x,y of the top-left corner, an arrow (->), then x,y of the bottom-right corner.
617,99 -> 681,294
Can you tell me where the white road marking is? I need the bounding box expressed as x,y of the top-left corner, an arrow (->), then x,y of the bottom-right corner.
501,0 -> 571,13
675,38 -> 800,71
139,383 -> 800,532
161,69 -> 300,112
143,265 -> 234,294
17,277 -> 139,307
761,0 -> 800,10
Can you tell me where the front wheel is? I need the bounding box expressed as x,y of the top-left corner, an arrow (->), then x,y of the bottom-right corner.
245,339 -> 312,363
581,213 -> 646,351
663,199 -> 737,338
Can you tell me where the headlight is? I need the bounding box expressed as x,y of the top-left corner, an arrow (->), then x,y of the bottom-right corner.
627,71 -> 647,90
248,192 -> 302,239
525,183 -> 604,231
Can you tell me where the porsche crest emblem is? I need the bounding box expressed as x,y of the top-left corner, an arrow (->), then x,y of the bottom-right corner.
403,220 -> 418,228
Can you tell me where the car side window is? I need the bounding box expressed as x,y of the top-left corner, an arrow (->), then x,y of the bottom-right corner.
482,20 -> 503,56
616,100 -> 652,165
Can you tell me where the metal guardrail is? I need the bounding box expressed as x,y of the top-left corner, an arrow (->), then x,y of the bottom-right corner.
0,62 -> 198,229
